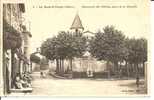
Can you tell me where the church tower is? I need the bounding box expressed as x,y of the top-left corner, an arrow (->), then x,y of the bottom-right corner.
70,14 -> 84,33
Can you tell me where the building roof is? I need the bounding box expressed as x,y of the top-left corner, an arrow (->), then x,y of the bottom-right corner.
83,30 -> 95,37
83,51 -> 91,57
70,14 -> 84,30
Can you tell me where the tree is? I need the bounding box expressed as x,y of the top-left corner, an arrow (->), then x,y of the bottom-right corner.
41,37 -> 58,60
124,37 -> 131,78
41,31 -> 87,75
125,38 -> 147,77
89,26 -> 126,76
41,36 -> 60,73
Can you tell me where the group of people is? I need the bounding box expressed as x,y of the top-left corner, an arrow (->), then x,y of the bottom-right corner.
14,72 -> 32,89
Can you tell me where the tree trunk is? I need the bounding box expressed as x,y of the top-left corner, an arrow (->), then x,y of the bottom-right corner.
107,61 -> 110,78
62,59 -> 64,74
134,63 -> 140,78
136,63 -> 140,87
119,62 -> 121,79
60,59 -> 64,75
126,61 -> 130,79
59,59 -> 62,75
130,63 -> 132,75
70,58 -> 73,71
114,61 -> 118,76
56,59 -> 60,74
59,59 -> 61,74
137,63 -> 139,75
69,58 -> 73,78
132,63 -> 135,77
143,62 -> 145,76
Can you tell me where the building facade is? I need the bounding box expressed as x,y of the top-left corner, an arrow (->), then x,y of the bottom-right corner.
2,3 -> 31,94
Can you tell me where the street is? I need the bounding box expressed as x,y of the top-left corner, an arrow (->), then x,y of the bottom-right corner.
19,72 -> 146,96
9,71 -> 147,96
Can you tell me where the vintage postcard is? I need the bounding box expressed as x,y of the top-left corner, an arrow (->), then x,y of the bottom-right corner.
0,0 -> 151,96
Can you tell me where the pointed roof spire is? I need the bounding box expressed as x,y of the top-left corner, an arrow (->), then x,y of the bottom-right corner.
70,14 -> 84,30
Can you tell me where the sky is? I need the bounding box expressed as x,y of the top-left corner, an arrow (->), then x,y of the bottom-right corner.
23,0 -> 150,53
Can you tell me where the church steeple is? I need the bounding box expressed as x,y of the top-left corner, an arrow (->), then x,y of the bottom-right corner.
70,14 -> 84,33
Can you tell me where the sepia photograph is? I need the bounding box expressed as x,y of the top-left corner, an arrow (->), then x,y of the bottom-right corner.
0,0 -> 150,97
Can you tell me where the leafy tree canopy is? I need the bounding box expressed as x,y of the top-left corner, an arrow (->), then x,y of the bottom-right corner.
125,38 -> 147,64
90,26 -> 126,62
41,31 -> 87,60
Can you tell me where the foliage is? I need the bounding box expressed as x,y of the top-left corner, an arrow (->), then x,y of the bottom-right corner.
41,25 -> 147,77
89,25 -> 147,77
89,26 -> 126,63
41,31 -> 87,60
125,38 -> 147,64
41,37 -> 58,60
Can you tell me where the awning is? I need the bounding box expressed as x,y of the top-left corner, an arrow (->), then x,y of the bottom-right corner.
30,53 -> 41,64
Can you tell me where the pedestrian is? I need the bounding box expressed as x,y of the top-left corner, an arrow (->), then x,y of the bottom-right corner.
40,71 -> 43,78
40,71 -> 46,78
